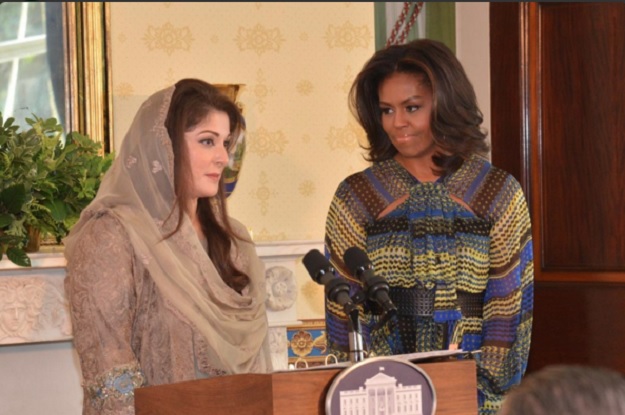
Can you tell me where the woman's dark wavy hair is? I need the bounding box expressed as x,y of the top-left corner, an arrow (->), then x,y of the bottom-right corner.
349,38 -> 489,175
164,78 -> 249,293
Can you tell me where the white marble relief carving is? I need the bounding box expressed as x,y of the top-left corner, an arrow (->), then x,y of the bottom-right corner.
268,326 -> 289,371
265,265 -> 297,312
0,276 -> 71,345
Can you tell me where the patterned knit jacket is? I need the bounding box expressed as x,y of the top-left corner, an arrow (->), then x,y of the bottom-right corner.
324,154 -> 534,415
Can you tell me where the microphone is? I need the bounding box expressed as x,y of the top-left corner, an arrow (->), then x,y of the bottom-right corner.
343,247 -> 397,315
302,248 -> 364,363
302,249 -> 358,317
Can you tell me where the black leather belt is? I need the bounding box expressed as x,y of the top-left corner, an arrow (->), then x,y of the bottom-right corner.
390,287 -> 484,318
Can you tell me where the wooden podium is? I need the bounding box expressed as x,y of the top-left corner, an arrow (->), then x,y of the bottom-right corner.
135,358 -> 477,415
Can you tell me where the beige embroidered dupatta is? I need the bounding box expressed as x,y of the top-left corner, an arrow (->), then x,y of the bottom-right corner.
64,85 -> 271,374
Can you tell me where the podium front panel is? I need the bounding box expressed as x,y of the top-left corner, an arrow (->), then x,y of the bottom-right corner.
135,374 -> 273,414
135,359 -> 477,414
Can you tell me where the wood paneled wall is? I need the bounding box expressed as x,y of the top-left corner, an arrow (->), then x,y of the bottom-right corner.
490,2 -> 625,373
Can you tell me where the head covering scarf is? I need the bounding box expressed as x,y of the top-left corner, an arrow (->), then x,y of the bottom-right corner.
64,84 -> 271,374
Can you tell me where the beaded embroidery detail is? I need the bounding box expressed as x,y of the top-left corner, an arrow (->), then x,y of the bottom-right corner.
125,155 -> 137,169
86,364 -> 146,410
151,160 -> 163,173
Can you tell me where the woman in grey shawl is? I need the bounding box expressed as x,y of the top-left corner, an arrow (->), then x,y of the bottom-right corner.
64,79 -> 272,415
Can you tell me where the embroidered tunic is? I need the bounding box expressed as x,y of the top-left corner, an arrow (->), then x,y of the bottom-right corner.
65,213 -> 237,414
324,154 -> 534,414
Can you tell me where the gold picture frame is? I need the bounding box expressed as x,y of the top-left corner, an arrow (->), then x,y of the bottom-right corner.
63,2 -> 113,153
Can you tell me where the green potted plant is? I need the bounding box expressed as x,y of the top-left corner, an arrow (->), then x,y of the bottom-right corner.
0,113 -> 113,266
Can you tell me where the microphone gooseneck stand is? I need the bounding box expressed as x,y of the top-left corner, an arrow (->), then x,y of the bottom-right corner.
346,306 -> 365,363
300,249 -> 369,364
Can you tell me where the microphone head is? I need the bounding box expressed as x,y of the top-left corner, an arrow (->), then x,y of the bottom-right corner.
302,249 -> 333,284
344,247 -> 396,316
343,246 -> 371,277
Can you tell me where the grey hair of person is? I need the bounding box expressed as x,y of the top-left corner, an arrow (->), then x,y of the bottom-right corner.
499,364 -> 625,415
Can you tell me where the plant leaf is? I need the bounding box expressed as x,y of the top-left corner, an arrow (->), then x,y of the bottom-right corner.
6,247 -> 31,267
0,184 -> 28,214
0,213 -> 13,228
3,116 -> 15,128
45,199 -> 68,222
1,110 -> 113,243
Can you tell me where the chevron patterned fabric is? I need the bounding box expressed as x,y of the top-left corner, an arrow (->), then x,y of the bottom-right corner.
324,154 -> 534,414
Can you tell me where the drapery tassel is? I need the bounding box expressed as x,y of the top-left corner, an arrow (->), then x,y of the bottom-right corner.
386,2 -> 424,47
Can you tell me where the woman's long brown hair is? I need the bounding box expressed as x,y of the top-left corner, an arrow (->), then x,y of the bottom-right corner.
164,78 -> 249,293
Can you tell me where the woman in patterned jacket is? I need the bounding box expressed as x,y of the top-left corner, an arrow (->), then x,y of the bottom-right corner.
324,39 -> 534,415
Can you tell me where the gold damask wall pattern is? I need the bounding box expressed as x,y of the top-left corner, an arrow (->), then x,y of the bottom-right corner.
298,180 -> 316,197
254,228 -> 287,242
143,22 -> 194,55
253,69 -> 272,113
324,21 -> 372,51
247,127 -> 288,158
114,82 -> 134,99
250,171 -> 277,217
296,80 -> 314,96
235,24 -> 285,56
338,66 -> 357,94
327,121 -> 365,152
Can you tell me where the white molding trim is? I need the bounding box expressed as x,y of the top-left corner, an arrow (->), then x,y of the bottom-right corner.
0,240 -> 324,370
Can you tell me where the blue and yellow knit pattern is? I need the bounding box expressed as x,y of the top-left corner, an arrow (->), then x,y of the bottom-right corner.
324,154 -> 534,415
